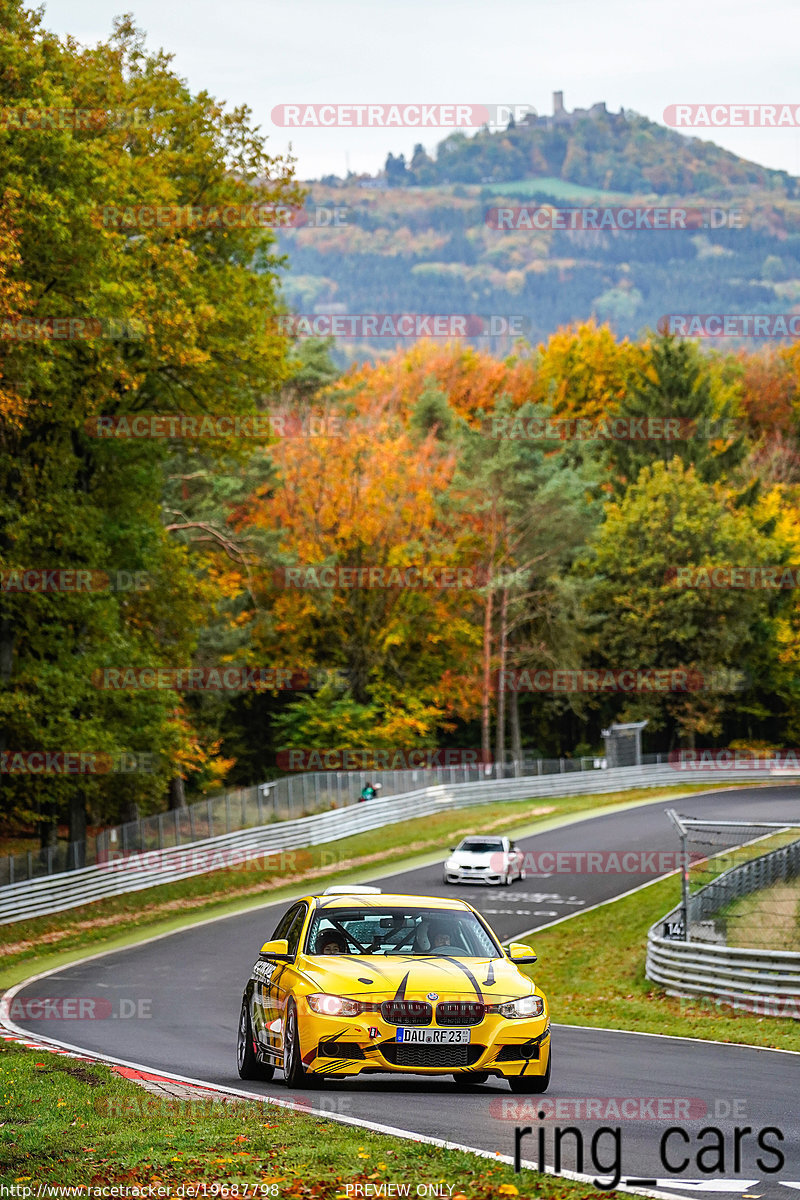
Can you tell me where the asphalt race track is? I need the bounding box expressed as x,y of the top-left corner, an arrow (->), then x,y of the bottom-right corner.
11,785 -> 800,1198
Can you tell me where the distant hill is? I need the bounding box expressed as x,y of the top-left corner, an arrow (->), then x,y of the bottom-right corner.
277,99 -> 800,356
347,96 -> 796,197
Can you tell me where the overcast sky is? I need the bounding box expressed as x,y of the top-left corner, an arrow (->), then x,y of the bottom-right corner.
41,0 -> 800,182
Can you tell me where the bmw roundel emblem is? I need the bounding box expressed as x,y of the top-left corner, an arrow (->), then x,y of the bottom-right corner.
427,992 -> 439,1001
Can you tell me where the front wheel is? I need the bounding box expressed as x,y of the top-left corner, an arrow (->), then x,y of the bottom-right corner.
507,1052 -> 551,1094
237,999 -> 274,1081
282,1000 -> 309,1088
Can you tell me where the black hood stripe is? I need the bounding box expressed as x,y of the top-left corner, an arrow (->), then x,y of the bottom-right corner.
392,971 -> 410,1001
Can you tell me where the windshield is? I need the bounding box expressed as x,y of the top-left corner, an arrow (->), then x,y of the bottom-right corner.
304,906 -> 502,958
458,839 -> 505,853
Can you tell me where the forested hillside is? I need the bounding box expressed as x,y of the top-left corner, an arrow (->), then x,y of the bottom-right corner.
279,107 -> 800,348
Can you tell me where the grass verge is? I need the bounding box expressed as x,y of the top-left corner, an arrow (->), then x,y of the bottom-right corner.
1,1039 -> 632,1199
720,879 -> 800,951
525,872 -> 800,1052
1,782 -> 761,987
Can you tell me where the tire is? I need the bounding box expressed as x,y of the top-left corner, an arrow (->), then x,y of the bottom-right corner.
282,999 -> 309,1088
237,998 -> 275,1081
457,1071 -> 489,1085
507,1051 -> 551,1094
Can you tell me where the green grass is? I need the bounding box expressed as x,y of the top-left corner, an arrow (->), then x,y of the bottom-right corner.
524,872 -> 800,1052
478,177 -> 631,202
719,878 -> 800,951
0,782 -> 760,987
0,1039 -> 632,1199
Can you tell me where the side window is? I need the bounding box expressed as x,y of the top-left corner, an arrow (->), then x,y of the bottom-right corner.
285,905 -> 308,956
270,903 -> 302,942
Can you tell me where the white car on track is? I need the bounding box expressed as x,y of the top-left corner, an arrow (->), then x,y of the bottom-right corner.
443,835 -> 526,887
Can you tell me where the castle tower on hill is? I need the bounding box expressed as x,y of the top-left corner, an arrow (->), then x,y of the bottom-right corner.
525,92 -> 608,127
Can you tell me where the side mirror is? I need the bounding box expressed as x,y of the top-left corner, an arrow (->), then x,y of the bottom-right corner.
260,938 -> 291,961
507,941 -> 537,964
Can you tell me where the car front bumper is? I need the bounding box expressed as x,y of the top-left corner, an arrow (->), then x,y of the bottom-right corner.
444,867 -> 508,884
299,1005 -> 551,1079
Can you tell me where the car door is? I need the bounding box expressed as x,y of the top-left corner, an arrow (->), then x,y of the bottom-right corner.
252,902 -> 308,1058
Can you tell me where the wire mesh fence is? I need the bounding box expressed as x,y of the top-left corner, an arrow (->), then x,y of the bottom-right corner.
663,810 -> 800,948
0,751 -> 634,887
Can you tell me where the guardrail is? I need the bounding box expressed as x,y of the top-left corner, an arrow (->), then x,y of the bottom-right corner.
646,837 -> 800,1015
4,761 -> 799,926
0,755 -> 610,887
646,925 -> 800,1012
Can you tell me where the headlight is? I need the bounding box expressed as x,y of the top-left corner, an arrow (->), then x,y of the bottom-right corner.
493,995 -> 544,1019
307,993 -> 362,1016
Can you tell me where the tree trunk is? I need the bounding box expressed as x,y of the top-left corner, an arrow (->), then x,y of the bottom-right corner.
38,803 -> 58,851
494,587 -> 509,773
0,617 -> 11,831
168,775 -> 186,809
68,793 -> 87,868
0,616 -> 13,683
480,505 -> 498,770
481,585 -> 494,769
510,687 -> 523,776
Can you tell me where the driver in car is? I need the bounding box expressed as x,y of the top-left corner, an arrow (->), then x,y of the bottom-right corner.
317,930 -> 349,955
415,919 -> 459,953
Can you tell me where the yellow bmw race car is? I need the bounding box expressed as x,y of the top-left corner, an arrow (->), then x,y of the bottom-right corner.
236,885 -> 550,1092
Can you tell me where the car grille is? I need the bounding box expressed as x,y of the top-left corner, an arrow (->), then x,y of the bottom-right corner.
436,1001 -> 484,1026
382,1042 -> 484,1069
317,1042 -> 365,1060
496,1040 -> 541,1062
381,1000 -> 432,1026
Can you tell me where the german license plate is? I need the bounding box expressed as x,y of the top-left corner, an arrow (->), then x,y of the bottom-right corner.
396,1027 -> 471,1044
